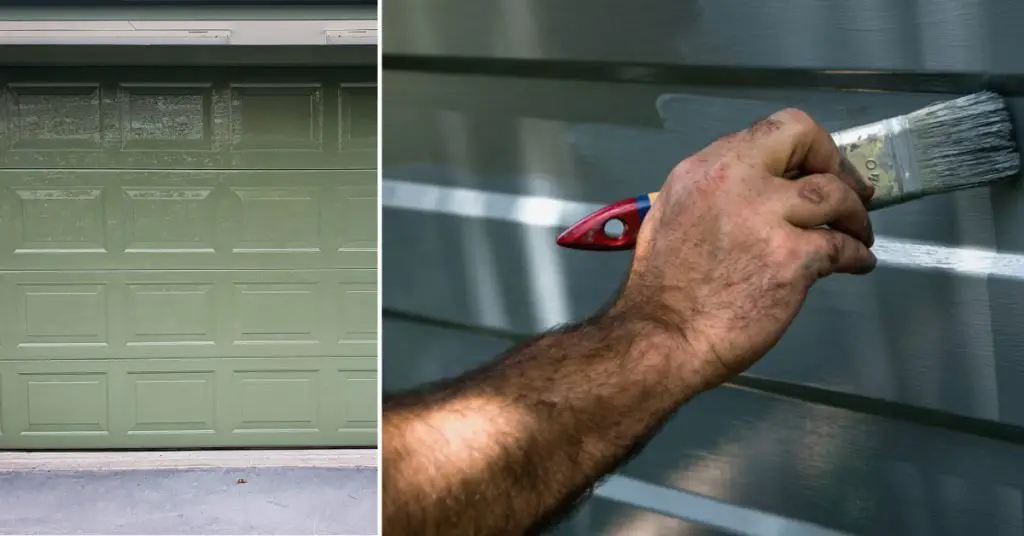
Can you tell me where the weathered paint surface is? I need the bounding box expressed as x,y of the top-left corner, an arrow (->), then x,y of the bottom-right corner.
382,0 -> 1024,533
0,68 -> 378,449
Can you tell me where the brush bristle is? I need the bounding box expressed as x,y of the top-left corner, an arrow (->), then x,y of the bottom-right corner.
906,91 -> 1021,193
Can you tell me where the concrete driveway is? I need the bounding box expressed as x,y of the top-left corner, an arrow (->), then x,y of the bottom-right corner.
0,450 -> 378,535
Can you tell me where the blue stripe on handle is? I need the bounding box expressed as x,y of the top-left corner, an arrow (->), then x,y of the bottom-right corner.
635,194 -> 652,221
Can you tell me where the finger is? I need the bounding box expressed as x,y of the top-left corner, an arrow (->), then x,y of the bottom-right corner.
742,108 -> 874,203
802,228 -> 878,279
778,173 -> 874,247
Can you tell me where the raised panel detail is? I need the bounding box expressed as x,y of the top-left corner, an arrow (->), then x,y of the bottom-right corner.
128,371 -> 215,433
126,283 -> 215,345
339,85 -> 376,150
7,84 -> 102,150
123,187 -> 216,252
338,186 -> 377,251
0,270 -> 373,359
0,357 -> 376,448
232,370 -> 319,432
339,283 -> 377,343
338,370 -> 376,430
0,71 -> 376,450
17,284 -> 107,347
231,187 -> 320,252
230,84 -> 323,151
22,373 -> 108,434
233,282 -> 319,344
120,84 -> 212,150
0,74 -> 374,169
14,188 -> 106,253
0,171 -> 373,270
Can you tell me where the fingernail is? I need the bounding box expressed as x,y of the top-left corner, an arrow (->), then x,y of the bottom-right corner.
861,251 -> 878,273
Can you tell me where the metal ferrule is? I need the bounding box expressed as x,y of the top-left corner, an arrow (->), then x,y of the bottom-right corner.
830,115 -> 920,210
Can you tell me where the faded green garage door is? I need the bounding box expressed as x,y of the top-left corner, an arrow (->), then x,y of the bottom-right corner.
0,67 -> 378,449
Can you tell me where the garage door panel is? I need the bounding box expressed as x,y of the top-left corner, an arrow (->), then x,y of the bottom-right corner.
0,80 -> 376,170
0,269 -> 377,360
0,356 -> 377,449
0,169 -> 377,270
0,68 -> 378,449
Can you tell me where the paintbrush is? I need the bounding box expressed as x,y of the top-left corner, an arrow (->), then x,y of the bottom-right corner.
556,91 -> 1022,251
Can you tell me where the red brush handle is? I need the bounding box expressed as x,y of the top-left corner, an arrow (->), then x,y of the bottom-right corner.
556,193 -> 656,251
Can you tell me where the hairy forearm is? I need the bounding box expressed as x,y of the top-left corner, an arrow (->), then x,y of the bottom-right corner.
382,310 -> 719,536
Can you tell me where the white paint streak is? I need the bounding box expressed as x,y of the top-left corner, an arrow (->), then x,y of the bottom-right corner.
871,239 -> 1024,279
521,224 -> 569,329
438,112 -> 510,329
594,474 -> 849,536
498,0 -> 542,57
382,179 -> 599,227
948,189 -> 999,419
383,178 -> 1024,281
516,120 -> 573,329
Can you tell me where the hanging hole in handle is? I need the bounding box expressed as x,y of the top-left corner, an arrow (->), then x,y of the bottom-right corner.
603,218 -> 626,239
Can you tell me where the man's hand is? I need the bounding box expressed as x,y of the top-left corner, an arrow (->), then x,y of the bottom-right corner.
383,108 -> 878,536
617,108 -> 876,386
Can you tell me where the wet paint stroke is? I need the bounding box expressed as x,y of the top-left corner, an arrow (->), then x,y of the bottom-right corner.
382,177 -> 1024,281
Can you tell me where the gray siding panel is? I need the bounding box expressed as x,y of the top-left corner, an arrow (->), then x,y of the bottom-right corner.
383,205 -> 1024,426
383,71 -> 1024,427
383,2 -> 1024,532
383,0 -> 1021,74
